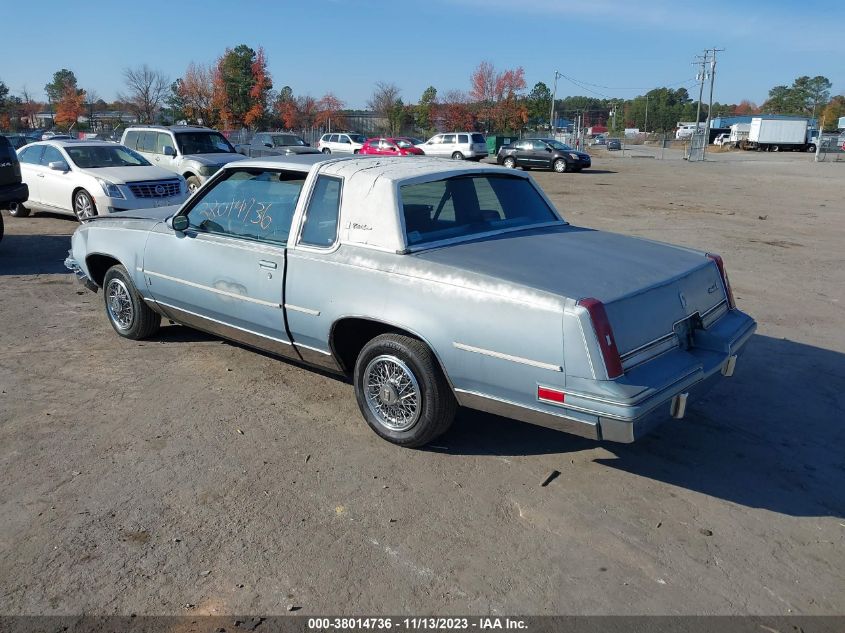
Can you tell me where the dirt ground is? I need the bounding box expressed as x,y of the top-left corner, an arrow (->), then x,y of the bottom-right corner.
1,150 -> 843,616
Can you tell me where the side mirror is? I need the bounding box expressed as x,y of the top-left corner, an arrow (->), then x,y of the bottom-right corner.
163,145 -> 176,156
169,215 -> 189,232
48,160 -> 69,172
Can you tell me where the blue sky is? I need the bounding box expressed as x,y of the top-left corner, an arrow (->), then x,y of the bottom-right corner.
2,0 -> 841,108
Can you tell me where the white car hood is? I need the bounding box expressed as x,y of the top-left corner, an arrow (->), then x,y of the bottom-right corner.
81,165 -> 179,183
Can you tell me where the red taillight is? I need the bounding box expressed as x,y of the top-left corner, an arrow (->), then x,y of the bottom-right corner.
706,253 -> 736,309
538,386 -> 566,403
578,297 -> 624,379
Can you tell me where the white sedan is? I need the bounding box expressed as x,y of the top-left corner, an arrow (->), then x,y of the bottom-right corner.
10,140 -> 188,220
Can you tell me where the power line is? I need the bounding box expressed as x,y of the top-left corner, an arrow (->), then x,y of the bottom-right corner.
558,73 -> 700,96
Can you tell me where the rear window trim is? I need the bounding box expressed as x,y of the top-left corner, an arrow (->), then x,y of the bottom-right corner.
396,172 -> 566,254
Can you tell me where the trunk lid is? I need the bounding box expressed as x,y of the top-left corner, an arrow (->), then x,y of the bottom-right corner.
412,225 -> 726,355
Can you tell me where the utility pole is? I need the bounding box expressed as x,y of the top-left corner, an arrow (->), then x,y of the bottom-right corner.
549,70 -> 561,136
644,95 -> 649,134
693,52 -> 709,135
702,47 -> 724,159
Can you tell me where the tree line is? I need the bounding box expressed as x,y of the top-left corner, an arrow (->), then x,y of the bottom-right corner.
0,47 -> 842,135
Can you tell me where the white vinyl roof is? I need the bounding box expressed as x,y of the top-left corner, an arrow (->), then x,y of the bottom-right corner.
230,155 -> 535,253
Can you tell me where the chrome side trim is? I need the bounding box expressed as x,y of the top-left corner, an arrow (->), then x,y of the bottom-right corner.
294,343 -> 343,372
284,303 -> 321,316
144,270 -> 282,309
453,342 -> 563,372
150,300 -> 297,360
455,389 -> 600,440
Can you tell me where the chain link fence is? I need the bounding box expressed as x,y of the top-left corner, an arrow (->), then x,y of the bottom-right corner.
815,133 -> 845,162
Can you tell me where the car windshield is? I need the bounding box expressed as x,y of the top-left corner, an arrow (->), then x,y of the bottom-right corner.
546,140 -> 573,151
175,131 -> 235,154
272,134 -> 307,147
400,175 -> 560,247
348,134 -> 367,143
65,145 -> 151,168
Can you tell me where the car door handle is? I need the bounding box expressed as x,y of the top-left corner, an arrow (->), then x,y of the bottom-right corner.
258,260 -> 277,269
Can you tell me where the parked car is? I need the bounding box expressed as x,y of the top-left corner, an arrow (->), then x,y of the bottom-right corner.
4,134 -> 30,150
606,138 -> 622,151
497,138 -> 591,173
317,132 -> 367,154
236,132 -> 321,157
65,154 -> 755,448
41,133 -> 72,141
713,133 -> 730,147
589,135 -> 606,146
359,137 -> 425,156
12,140 -> 187,220
121,125 -> 246,194
417,132 -> 488,160
0,135 -> 30,241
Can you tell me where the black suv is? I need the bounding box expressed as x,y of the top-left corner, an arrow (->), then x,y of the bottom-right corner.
497,138 -> 591,173
0,135 -> 29,242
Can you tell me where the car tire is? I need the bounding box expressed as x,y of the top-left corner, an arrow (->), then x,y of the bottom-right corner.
451,151 -> 464,160
185,176 -> 202,195
807,144 -> 816,152
771,145 -> 780,152
503,156 -> 517,169
553,158 -> 568,173
8,202 -> 30,217
73,189 -> 98,221
353,333 -> 456,448
322,148 -> 332,154
103,264 -> 161,340
353,149 -> 360,154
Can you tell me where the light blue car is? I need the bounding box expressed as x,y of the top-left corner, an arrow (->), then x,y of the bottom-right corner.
66,155 -> 755,448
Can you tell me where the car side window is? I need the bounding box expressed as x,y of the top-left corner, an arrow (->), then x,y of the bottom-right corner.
532,140 -> 548,151
341,136 -> 351,144
442,134 -> 456,144
19,145 -> 44,164
429,136 -> 442,145
123,131 -> 139,150
156,133 -> 172,154
458,134 -> 469,144
329,134 -> 339,143
137,132 -> 156,153
299,175 -> 342,248
40,146 -> 64,166
186,168 -> 307,246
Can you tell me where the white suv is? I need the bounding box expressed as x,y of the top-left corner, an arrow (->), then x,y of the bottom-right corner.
317,133 -> 368,154
121,125 -> 246,194
417,132 -> 488,160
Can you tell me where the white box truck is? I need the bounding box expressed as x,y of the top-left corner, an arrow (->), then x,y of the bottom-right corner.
729,123 -> 750,147
743,117 -> 810,152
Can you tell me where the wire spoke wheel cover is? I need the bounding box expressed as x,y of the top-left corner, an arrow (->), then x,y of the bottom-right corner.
106,278 -> 134,330
363,355 -> 422,432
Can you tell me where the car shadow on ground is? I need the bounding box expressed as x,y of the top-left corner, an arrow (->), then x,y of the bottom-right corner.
579,169 -> 617,174
436,334 -> 845,518
0,233 -> 72,275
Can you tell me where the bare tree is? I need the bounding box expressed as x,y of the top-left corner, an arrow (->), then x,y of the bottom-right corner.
367,81 -> 401,133
119,65 -> 169,123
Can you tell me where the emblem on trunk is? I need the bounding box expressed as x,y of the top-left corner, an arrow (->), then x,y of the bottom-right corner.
679,292 -> 688,310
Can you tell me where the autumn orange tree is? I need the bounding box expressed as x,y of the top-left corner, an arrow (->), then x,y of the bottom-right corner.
315,93 -> 346,131
469,61 -> 527,132
179,62 -> 217,126
212,45 -> 273,129
55,84 -> 86,128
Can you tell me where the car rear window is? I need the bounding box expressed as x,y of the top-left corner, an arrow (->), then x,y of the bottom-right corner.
471,134 -> 485,143
0,136 -> 15,161
400,175 -> 559,247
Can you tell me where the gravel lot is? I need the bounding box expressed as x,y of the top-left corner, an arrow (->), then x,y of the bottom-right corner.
1,150 -> 843,616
